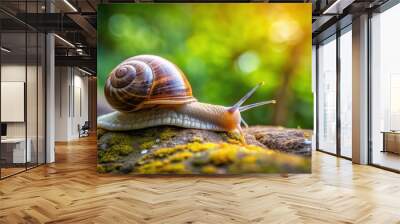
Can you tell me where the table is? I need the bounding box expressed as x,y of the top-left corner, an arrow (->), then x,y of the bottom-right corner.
1,138 -> 31,164
382,131 -> 400,154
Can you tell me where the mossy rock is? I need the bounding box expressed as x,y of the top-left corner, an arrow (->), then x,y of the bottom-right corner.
97,126 -> 311,174
135,142 -> 311,174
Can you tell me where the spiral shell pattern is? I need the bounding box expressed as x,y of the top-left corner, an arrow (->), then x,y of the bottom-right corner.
105,59 -> 153,112
104,55 -> 195,112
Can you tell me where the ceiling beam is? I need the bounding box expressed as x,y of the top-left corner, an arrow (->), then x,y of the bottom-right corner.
67,13 -> 97,46
322,0 -> 356,15
55,55 -> 96,72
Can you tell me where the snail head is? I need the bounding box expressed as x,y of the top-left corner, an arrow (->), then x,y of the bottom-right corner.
224,82 -> 276,135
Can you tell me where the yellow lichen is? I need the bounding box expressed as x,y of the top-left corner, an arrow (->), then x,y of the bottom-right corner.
201,165 -> 217,174
187,142 -> 217,152
150,146 -> 184,158
209,145 -> 238,165
241,155 -> 257,164
134,141 -> 311,174
137,160 -> 165,174
226,131 -> 245,143
159,163 -> 188,174
169,151 -> 193,162
190,136 -> 203,143
227,138 -> 242,145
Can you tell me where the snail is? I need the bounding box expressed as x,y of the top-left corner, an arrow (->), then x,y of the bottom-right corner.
97,55 -> 275,136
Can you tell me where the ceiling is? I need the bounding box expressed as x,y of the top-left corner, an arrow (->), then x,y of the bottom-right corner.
1,0 -> 390,74
311,0 -> 390,43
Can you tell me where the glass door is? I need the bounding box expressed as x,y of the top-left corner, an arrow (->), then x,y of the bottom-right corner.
0,1 -> 46,179
1,30 -> 28,178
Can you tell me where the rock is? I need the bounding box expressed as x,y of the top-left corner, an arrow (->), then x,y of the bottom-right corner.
97,126 -> 311,174
246,126 -> 312,156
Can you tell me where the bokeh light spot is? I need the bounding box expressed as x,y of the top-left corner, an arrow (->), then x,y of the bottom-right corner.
237,51 -> 260,74
270,19 -> 301,44
108,14 -> 131,38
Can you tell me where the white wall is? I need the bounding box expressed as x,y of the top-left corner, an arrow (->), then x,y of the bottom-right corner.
1,65 -> 42,138
54,67 -> 89,141
55,67 -> 69,141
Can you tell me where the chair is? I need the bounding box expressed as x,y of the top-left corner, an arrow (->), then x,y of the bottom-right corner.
79,121 -> 90,138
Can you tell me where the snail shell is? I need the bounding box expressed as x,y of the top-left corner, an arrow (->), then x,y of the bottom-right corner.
104,55 -> 196,112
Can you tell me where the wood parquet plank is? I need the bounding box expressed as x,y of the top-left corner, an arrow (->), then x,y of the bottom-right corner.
0,136 -> 400,224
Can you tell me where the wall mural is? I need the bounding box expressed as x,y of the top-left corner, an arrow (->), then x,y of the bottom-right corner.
97,3 -> 312,175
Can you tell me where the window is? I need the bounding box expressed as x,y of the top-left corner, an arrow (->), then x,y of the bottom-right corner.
339,27 -> 352,158
371,3 -> 400,171
0,2 -> 47,179
317,36 -> 337,154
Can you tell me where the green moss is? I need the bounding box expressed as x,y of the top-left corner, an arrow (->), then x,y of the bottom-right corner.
97,164 -> 122,173
98,144 -> 134,163
97,165 -> 107,173
140,140 -> 156,149
159,128 -> 177,141
110,144 -> 134,156
108,133 -> 134,146
98,150 -> 119,163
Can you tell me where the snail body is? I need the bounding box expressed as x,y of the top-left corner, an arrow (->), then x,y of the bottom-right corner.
97,102 -> 235,132
98,55 -> 275,134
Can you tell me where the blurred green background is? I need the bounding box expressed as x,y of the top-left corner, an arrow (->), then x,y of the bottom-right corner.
98,3 -> 312,129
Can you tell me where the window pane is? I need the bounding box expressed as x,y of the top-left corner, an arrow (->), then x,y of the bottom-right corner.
318,37 -> 337,154
340,29 -> 352,158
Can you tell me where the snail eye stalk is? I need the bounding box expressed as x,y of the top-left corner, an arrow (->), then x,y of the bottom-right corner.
228,82 -> 276,113
229,82 -> 264,112
239,100 -> 276,112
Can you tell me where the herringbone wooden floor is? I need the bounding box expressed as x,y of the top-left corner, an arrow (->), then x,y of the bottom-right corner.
1,136 -> 400,224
